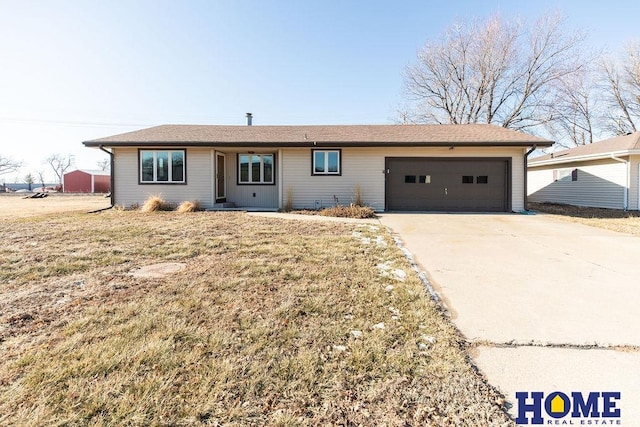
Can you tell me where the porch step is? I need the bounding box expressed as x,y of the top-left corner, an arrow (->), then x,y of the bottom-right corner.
213,202 -> 236,208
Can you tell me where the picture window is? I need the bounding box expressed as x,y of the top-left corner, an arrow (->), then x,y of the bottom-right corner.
238,154 -> 274,184
139,150 -> 185,184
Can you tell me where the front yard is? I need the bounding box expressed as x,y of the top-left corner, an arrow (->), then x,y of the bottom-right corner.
0,196 -> 510,426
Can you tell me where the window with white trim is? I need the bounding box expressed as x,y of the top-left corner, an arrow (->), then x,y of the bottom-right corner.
238,154 -> 274,184
312,150 -> 341,175
140,150 -> 185,183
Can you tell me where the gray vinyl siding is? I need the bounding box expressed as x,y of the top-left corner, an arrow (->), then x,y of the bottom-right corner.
114,146 -> 527,211
630,155 -> 640,210
281,147 -> 526,212
528,159 -> 627,209
281,148 -> 385,211
222,151 -> 279,208
113,147 -> 214,208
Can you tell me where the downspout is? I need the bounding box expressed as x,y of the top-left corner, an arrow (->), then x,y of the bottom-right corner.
99,145 -> 115,209
610,154 -> 629,210
524,145 -> 537,212
277,148 -> 283,210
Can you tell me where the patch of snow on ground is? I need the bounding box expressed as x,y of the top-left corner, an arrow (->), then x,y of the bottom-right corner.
421,334 -> 436,344
352,231 -> 372,245
371,322 -> 385,330
350,330 -> 363,339
377,262 -> 406,282
392,269 -> 406,281
391,235 -> 442,304
375,236 -> 387,247
376,261 -> 391,276
417,335 -> 436,351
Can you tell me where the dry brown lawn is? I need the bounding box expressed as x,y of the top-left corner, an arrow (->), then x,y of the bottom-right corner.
530,202 -> 640,236
0,196 -> 511,426
0,194 -> 110,219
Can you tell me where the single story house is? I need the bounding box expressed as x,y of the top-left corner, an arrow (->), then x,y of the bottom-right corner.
528,132 -> 640,210
83,122 -> 552,212
63,169 -> 111,193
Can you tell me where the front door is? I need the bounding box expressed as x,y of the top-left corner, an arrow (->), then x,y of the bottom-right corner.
216,153 -> 226,202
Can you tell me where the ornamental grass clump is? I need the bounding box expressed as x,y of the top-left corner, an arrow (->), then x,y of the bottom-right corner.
176,200 -> 202,213
140,195 -> 174,212
320,204 -> 376,219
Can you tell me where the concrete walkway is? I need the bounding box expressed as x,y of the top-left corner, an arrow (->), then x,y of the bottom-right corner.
378,213 -> 640,424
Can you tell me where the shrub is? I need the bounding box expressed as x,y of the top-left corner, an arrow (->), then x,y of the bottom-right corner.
176,200 -> 202,213
354,185 -> 364,207
319,204 -> 376,219
283,187 -> 294,212
140,196 -> 174,212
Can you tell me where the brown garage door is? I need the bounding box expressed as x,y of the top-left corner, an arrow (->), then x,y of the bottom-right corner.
385,158 -> 510,212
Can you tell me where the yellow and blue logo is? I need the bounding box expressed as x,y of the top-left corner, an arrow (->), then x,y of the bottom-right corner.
515,391 -> 621,425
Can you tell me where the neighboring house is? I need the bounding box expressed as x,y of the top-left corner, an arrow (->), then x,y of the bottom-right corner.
528,132 -> 640,210
82,123 -> 552,212
63,169 -> 111,193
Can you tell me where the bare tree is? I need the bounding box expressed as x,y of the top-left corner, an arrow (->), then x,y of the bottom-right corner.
0,155 -> 22,176
600,43 -> 640,134
402,12 -> 586,134
96,158 -> 110,172
24,173 -> 35,191
546,67 -> 602,147
46,154 -> 75,186
36,170 -> 47,191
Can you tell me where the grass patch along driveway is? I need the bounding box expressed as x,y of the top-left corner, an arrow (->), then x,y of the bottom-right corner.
0,204 -> 510,425
530,202 -> 640,236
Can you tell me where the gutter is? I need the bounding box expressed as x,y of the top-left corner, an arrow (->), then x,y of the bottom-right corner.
83,140 -> 553,149
99,145 -> 115,209
529,149 -> 640,167
610,154 -> 629,210
523,145 -> 537,211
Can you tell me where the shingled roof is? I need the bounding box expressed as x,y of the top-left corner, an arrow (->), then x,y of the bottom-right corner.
83,124 -> 552,148
530,132 -> 640,166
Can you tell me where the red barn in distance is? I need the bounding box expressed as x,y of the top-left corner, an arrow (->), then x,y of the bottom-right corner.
63,169 -> 111,193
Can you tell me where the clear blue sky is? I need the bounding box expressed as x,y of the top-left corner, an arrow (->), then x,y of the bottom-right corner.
1,0 -> 638,182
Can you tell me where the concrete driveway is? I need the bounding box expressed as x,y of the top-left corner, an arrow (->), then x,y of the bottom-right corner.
378,213 -> 640,424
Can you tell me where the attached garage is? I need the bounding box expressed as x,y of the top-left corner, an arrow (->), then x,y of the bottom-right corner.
386,157 -> 511,212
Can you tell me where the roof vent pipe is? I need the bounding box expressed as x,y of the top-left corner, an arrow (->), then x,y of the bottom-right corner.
246,113 -> 252,126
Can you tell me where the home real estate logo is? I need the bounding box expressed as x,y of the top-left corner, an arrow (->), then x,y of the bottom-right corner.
515,391 -> 622,425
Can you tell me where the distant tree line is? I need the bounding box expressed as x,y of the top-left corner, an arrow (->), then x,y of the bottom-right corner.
0,153 -> 75,190
400,11 -> 640,148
